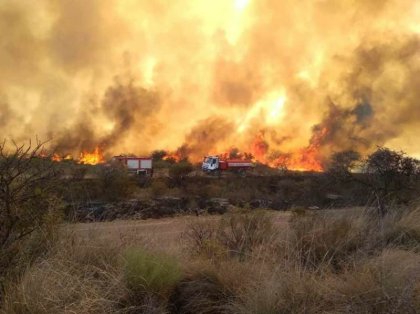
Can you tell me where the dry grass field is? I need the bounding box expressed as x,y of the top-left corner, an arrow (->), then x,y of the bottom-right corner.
71,212 -> 291,254
3,206 -> 420,313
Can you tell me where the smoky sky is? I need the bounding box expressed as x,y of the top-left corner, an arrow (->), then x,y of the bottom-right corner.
0,0 -> 419,161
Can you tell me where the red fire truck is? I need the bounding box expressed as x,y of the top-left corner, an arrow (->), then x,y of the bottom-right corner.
202,155 -> 254,176
113,156 -> 153,176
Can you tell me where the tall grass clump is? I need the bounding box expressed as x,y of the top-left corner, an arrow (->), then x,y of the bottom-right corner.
331,249 -> 420,313
183,210 -> 275,261
1,234 -> 124,314
383,207 -> 420,249
288,211 -> 366,270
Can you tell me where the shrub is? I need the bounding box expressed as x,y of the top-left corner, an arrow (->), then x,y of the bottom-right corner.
170,271 -> 232,314
383,207 -> 420,250
217,210 -> 274,259
183,210 -> 275,261
182,218 -> 217,254
1,235 -> 123,314
150,180 -> 168,197
169,161 -> 194,186
289,212 -> 365,270
124,248 -> 182,298
331,249 -> 420,313
96,163 -> 135,201
232,271 -> 330,314
0,140 -> 62,297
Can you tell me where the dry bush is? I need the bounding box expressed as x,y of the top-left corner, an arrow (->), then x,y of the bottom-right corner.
289,212 -> 366,270
0,140 -> 63,299
181,217 -> 228,261
150,180 -> 169,198
183,210 -> 275,261
2,234 -> 124,314
170,259 -> 255,314
217,210 -> 275,259
231,270 -> 331,314
331,249 -> 420,313
170,271 -> 232,314
96,164 -> 136,201
384,207 -> 420,249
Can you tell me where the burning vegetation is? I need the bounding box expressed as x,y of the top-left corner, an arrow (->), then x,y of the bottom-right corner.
42,146 -> 105,165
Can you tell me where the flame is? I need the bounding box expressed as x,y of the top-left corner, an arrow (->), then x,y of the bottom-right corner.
270,127 -> 327,172
272,147 -> 323,172
79,147 -> 104,165
44,147 -> 103,164
163,153 -> 182,163
245,127 -> 327,172
218,147 -> 254,161
237,91 -> 287,133
52,153 -> 62,162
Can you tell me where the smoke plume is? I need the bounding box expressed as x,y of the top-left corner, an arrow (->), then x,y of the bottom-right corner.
0,0 -> 419,168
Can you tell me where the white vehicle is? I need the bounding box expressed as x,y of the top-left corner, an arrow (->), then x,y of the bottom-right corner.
202,155 -> 254,175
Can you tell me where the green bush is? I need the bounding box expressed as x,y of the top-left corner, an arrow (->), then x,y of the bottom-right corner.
124,248 -> 182,297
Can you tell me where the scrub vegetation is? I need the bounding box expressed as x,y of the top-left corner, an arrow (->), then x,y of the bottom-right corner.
1,142 -> 419,313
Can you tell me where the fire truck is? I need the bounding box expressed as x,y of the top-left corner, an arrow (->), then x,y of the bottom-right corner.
202,156 -> 254,176
112,156 -> 153,176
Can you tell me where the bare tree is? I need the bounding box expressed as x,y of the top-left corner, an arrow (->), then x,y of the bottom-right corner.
0,140 -> 61,293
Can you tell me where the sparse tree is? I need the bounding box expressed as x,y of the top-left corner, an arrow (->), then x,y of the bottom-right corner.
326,150 -> 361,179
0,140 -> 61,296
363,147 -> 420,216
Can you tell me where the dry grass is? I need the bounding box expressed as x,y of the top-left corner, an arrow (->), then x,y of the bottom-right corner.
2,208 -> 420,313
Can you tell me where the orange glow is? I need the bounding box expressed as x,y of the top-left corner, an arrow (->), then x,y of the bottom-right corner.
270,127 -> 327,172
272,147 -> 323,172
163,152 -> 183,163
51,153 -> 62,162
79,147 -> 104,165
49,153 -> 73,162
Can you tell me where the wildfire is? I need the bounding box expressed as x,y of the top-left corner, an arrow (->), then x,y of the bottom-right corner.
271,147 -> 323,172
44,146 -> 104,165
218,148 -> 254,161
79,147 -> 104,165
51,153 -> 73,162
163,154 -> 182,162
243,127 -> 328,172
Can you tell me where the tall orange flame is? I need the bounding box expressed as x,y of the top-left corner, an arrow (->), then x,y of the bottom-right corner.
79,147 -> 104,165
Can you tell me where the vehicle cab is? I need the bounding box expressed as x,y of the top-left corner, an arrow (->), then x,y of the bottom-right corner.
202,155 -> 219,172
